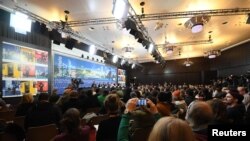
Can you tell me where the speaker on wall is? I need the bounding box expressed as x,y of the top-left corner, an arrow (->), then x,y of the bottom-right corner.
65,38 -> 77,49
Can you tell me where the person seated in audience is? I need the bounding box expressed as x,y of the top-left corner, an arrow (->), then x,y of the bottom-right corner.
224,89 -> 245,124
117,98 -> 160,141
96,94 -> 122,141
184,88 -> 195,106
237,86 -> 250,110
156,91 -> 179,117
25,93 -> 61,130
85,90 -> 100,109
172,90 -> 187,118
61,91 -> 80,114
97,90 -> 109,107
185,101 -> 213,141
49,93 -> 60,105
53,108 -> 90,141
207,99 -> 229,124
15,93 -> 34,117
148,117 -> 195,141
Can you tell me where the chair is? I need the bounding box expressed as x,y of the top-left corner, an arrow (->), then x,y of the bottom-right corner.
14,116 -> 25,129
88,114 -> 110,125
26,124 -> 58,141
0,111 -> 15,121
86,107 -> 100,114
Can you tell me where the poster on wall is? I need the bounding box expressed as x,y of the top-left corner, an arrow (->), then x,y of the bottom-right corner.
118,69 -> 126,87
54,53 -> 117,94
2,42 -> 48,97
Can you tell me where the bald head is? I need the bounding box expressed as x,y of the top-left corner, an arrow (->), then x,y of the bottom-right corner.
237,87 -> 246,95
186,101 -> 213,128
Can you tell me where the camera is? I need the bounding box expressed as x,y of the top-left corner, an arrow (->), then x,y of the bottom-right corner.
137,99 -> 147,106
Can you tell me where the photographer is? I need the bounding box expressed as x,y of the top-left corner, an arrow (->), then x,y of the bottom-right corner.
117,98 -> 160,141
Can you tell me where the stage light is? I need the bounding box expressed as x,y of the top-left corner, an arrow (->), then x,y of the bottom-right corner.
89,45 -> 96,55
121,59 -> 126,65
112,0 -> 129,20
148,43 -> 154,53
192,24 -> 203,33
10,12 -> 31,34
112,55 -> 118,63
131,63 -> 136,69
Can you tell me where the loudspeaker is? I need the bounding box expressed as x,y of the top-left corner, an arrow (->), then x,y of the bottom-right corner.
50,29 -> 62,44
65,38 -> 77,49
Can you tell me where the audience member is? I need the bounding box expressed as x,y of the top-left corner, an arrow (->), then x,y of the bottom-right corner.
15,93 -> 34,117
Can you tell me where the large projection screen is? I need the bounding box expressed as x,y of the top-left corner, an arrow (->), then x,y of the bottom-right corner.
53,53 -> 117,94
2,42 -> 48,97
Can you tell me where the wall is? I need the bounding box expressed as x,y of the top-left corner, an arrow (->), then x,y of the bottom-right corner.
128,41 -> 250,85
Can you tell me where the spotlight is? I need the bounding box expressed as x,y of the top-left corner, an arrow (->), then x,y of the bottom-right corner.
166,46 -> 174,55
191,24 -> 203,33
112,0 -> 129,20
148,43 -> 154,53
89,45 -> 96,55
121,59 -> 126,65
185,15 -> 210,33
131,63 -> 136,69
112,55 -> 118,63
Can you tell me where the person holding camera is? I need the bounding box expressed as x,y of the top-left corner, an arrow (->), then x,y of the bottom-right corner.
117,98 -> 160,141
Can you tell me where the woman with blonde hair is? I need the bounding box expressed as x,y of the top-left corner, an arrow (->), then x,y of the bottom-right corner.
15,93 -> 34,117
148,117 -> 195,141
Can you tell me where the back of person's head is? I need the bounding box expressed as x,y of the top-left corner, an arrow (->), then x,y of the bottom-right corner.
104,94 -> 120,114
227,89 -> 244,104
185,89 -> 194,97
207,99 -> 227,122
148,117 -> 194,141
49,94 -> 60,104
4,123 -> 25,141
69,90 -> 79,99
60,108 -> 81,134
86,90 -> 93,97
185,101 -> 213,129
103,90 -> 109,96
21,93 -> 33,104
38,93 -> 49,102
157,91 -> 172,103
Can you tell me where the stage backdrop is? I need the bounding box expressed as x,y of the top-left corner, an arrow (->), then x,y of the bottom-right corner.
2,42 -> 48,97
53,53 -> 117,94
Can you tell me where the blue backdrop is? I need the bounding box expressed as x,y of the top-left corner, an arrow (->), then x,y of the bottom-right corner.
54,53 -> 117,94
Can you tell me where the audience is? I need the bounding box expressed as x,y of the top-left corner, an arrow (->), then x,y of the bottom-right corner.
25,93 -> 61,130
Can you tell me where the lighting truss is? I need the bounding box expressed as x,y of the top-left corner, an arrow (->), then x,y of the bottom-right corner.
65,8 -> 250,26
14,6 -> 105,50
156,39 -> 213,48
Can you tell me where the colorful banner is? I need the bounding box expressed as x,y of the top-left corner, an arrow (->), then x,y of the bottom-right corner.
54,53 -> 117,94
2,42 -> 48,97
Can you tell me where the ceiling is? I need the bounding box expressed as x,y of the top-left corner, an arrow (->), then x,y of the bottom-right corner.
1,0 -> 250,63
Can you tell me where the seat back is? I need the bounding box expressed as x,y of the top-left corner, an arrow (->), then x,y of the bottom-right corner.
14,116 -> 25,129
0,111 -> 15,121
26,124 -> 58,141
89,115 -> 110,125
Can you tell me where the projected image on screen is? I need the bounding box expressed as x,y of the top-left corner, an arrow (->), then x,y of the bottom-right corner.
2,42 -> 48,97
118,69 -> 126,87
54,53 -> 117,94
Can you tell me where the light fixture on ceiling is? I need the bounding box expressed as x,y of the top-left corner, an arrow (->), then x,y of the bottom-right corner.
185,15 -> 210,33
112,55 -> 118,63
166,46 -> 174,55
10,12 -> 31,34
131,63 -> 136,69
112,0 -> 129,20
148,43 -> 154,54
89,45 -> 96,55
122,46 -> 134,58
183,58 -> 193,67
121,58 -> 126,65
204,50 -> 221,59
